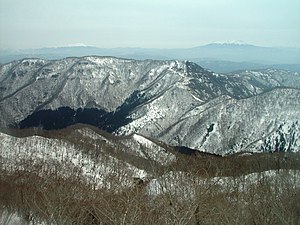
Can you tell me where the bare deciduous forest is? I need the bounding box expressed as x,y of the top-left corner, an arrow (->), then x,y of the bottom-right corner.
1,146 -> 300,225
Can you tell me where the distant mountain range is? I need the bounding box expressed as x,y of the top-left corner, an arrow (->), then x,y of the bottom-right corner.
1,42 -> 299,73
1,56 -> 299,154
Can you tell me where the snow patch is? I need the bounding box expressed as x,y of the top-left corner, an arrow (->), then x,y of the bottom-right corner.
191,94 -> 203,102
133,134 -> 154,148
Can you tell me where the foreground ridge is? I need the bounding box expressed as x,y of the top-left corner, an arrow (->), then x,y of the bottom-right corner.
1,126 -> 300,224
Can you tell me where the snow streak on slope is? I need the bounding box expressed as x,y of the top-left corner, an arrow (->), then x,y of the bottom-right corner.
120,134 -> 176,165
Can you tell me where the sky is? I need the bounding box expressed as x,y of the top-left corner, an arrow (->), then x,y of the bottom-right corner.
0,0 -> 300,49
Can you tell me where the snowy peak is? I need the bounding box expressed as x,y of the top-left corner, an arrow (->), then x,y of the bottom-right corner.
211,40 -> 249,45
208,40 -> 254,47
204,41 -> 257,48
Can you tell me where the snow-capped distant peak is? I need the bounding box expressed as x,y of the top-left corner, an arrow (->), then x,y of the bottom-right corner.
66,43 -> 91,47
211,40 -> 249,45
46,43 -> 93,49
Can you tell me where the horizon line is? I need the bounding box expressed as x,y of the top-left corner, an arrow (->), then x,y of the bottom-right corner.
1,42 -> 300,51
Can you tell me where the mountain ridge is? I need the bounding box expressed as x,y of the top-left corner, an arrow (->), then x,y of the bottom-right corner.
1,56 -> 299,154
1,43 -> 299,65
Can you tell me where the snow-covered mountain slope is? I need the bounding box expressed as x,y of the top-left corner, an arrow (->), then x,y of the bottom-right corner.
0,125 -> 176,188
0,56 -> 300,154
144,88 -> 300,155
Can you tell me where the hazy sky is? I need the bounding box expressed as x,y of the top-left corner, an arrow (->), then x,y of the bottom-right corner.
0,0 -> 300,49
